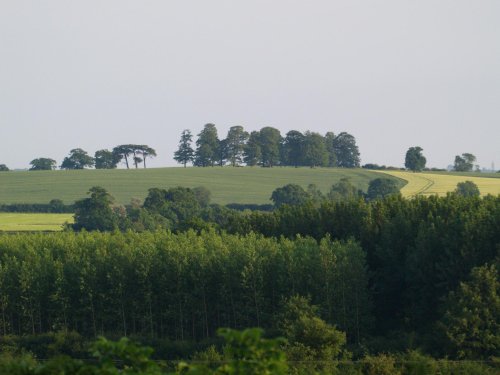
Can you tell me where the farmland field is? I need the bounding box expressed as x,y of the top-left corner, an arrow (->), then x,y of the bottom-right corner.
0,213 -> 73,231
0,167 -> 401,205
378,170 -> 500,197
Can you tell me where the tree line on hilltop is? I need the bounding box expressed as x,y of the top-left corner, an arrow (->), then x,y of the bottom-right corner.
174,124 -> 361,168
17,144 -> 157,171
0,123 -> 491,172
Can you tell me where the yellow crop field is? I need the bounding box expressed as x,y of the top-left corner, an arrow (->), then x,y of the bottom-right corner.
377,171 -> 500,197
0,213 -> 73,232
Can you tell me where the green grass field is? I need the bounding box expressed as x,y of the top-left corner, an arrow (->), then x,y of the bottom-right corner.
0,167 -> 397,205
0,213 -> 73,232
378,170 -> 500,197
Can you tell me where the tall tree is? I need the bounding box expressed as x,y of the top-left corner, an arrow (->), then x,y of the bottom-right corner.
439,264 -> 499,359
73,186 -> 118,231
282,130 -> 305,167
0,164 -> 9,171
259,127 -> 282,167
243,131 -> 262,166
194,124 -> 219,167
95,149 -> 121,169
333,132 -> 360,168
302,131 -> 328,168
138,145 -> 157,168
225,126 -> 249,166
61,148 -> 95,169
405,146 -> 426,172
29,158 -> 57,171
174,130 -> 195,167
324,132 -> 337,167
454,153 -> 476,172
112,145 -> 134,169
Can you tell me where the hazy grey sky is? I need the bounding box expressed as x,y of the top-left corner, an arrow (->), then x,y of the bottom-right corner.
1,0 -> 499,169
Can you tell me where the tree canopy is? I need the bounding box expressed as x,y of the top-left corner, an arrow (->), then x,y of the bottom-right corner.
174,129 -> 195,167
61,148 -> 95,170
455,180 -> 480,197
194,124 -> 219,167
29,158 -> 57,171
454,153 -> 476,172
94,149 -> 121,169
332,132 -> 360,168
405,146 -> 426,171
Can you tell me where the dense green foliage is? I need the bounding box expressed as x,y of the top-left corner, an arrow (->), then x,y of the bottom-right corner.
221,194 -> 500,340
174,130 -> 195,168
95,149 -> 121,169
29,157 -> 57,171
454,153 -> 477,172
455,180 -> 480,197
176,125 -> 361,168
366,178 -> 400,200
0,231 -> 371,343
0,164 -> 9,172
61,148 -> 95,170
404,146 -> 426,172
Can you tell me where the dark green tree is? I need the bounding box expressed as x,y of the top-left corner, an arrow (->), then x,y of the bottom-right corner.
0,164 -> 9,171
367,178 -> 400,200
194,124 -> 219,167
302,131 -> 328,167
271,184 -> 310,207
112,145 -> 134,169
279,295 -> 348,371
405,146 -> 427,171
454,153 -> 476,172
225,126 -> 249,166
29,158 -> 57,171
243,131 -> 262,166
455,181 -> 480,197
73,186 -> 118,231
61,148 -> 95,170
259,127 -> 282,167
138,145 -> 157,168
324,132 -> 337,167
282,130 -> 305,167
216,138 -> 228,167
439,264 -> 499,359
94,149 -> 121,169
174,129 -> 195,167
327,178 -> 361,201
333,132 -> 360,168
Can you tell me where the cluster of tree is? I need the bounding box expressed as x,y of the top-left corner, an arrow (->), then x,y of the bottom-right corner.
66,184 -> 498,356
453,153 -> 477,172
0,231 -> 371,345
270,178 -> 400,207
0,218 -> 497,362
0,164 -> 9,171
28,145 -> 157,171
405,147 -> 483,173
174,124 -> 361,168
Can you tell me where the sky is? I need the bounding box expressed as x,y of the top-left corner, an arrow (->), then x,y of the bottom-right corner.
1,0 -> 499,170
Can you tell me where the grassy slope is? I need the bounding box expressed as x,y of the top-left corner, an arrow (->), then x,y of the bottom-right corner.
0,213 -> 73,231
0,167 -> 395,205
377,170 -> 500,197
